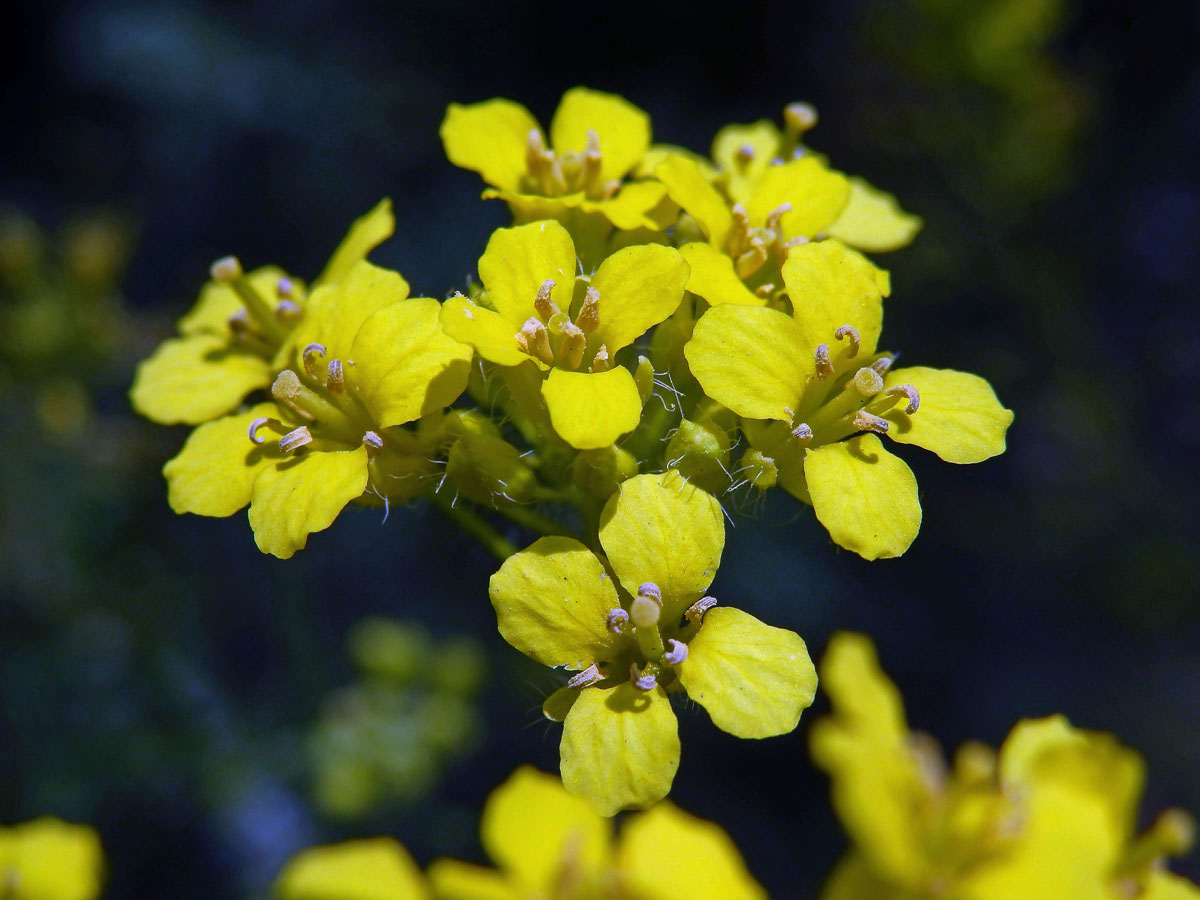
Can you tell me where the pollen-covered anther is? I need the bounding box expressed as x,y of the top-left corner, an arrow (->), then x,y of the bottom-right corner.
302,343 -> 327,378
754,283 -> 775,298
606,608 -> 630,634
834,324 -> 861,358
227,309 -> 250,336
791,422 -> 813,444
853,410 -> 890,435
515,317 -> 554,365
886,384 -> 920,414
588,344 -> 611,373
765,202 -> 793,234
735,143 -> 756,166
636,582 -> 662,603
534,279 -> 559,320
278,425 -> 313,453
736,243 -> 769,279
209,255 -> 243,283
274,299 -> 301,323
630,663 -> 658,692
362,430 -> 384,451
576,286 -> 600,333
247,416 -> 281,445
567,663 -> 603,690
685,595 -> 717,624
325,358 -> 344,394
559,322 -> 586,370
526,129 -> 567,194
871,355 -> 895,376
580,129 -> 602,186
784,102 -> 819,135
276,277 -> 294,299
852,366 -> 884,397
663,639 -> 688,666
814,343 -> 835,379
782,235 -> 809,250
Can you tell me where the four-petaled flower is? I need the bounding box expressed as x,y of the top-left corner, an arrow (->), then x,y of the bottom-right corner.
442,219 -> 689,449
686,239 -> 1014,560
0,817 -> 105,900
163,260 -> 471,558
489,471 -> 816,814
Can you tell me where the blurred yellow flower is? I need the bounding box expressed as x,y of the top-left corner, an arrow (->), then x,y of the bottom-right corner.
489,472 -> 815,813
0,817 -> 104,900
276,836 -> 428,900
130,198 -> 393,425
685,240 -> 1013,559
812,632 -> 1200,900
441,220 -> 688,449
164,260 -> 471,558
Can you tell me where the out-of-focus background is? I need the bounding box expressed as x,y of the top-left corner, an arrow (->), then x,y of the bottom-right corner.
2,0 -> 1198,896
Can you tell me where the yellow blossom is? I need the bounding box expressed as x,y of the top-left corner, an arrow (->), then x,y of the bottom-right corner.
440,88 -> 671,234
0,817 -> 104,900
685,239 -> 1013,559
812,632 -> 1200,900
130,198 -> 393,425
163,260 -> 472,558
275,837 -> 428,900
441,220 -> 688,450
488,471 -> 816,814
428,766 -> 766,900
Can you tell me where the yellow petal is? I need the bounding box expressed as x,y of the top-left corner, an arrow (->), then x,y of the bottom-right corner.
578,181 -> 670,230
882,366 -> 1013,463
249,446 -> 368,559
164,402 -> 278,517
803,434 -> 921,560
440,99 -> 540,192
275,837 -> 428,900
179,266 -> 288,336
618,802 -> 766,900
1143,873 -> 1200,900
826,178 -> 922,253
560,683 -> 679,815
654,155 -> 731,244
481,767 -> 612,891
349,298 -> 472,428
543,368 -> 642,450
489,536 -> 619,670
289,260 -> 410,364
0,818 -> 104,900
685,304 -> 808,421
746,156 -> 850,239
678,607 -> 816,739
426,860 -> 520,900
589,243 -> 689,354
550,87 -> 649,183
478,221 -> 577,325
130,334 -> 271,425
597,471 -> 723,619
782,240 -> 887,358
315,197 -> 395,287
711,120 -> 783,206
679,243 -> 764,307
635,144 -> 718,180
441,294 -> 529,367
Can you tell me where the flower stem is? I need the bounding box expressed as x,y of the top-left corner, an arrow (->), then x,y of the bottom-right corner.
431,492 -> 518,561
495,502 -> 576,539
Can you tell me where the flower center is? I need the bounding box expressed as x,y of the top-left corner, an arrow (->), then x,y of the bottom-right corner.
513,279 -> 610,373
522,129 -> 620,200
723,203 -> 805,291
209,256 -> 301,354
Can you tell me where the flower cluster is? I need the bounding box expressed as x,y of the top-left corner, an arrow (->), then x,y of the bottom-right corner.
0,817 -> 104,900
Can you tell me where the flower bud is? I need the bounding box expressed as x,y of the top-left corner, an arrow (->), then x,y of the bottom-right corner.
446,431 -> 536,506
571,445 -> 639,499
665,418 -> 731,494
739,448 -> 778,491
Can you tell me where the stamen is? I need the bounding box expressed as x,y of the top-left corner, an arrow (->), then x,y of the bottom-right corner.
599,179 -> 621,200
630,663 -> 657,692
227,309 -> 250,336
734,144 -> 755,167
814,344 -> 834,379
853,410 -> 889,435
636,582 -> 662,603
248,416 -> 280,445
209,255 -> 243,283
784,102 -> 819,136
276,277 -> 294,298
515,318 -> 554,365
663,639 -> 688,666
559,322 -> 586,370
302,343 -> 327,378
782,235 -> 809,250
575,286 -> 600,333
589,344 -> 611,373
834,325 -> 861,358
567,663 -> 603,690
275,299 -> 301,323
580,129 -> 602,187
791,423 -> 813,444
325,358 -> 344,394
754,283 -> 775,298
886,384 -> 920,414
871,355 -> 895,376
735,242 -> 768,279
765,202 -> 793,234
606,608 -> 630,634
852,366 -> 884,397
685,596 -> 717,624
534,279 -> 558,320
278,425 -> 313,453
362,430 -> 384,451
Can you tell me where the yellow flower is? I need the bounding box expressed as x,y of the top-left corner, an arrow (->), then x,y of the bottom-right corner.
0,817 -> 104,900
812,632 -> 1200,900
440,88 -> 670,233
488,472 -> 816,814
441,220 -> 688,450
275,837 -> 428,900
130,198 -> 393,425
163,260 -> 472,558
428,766 -> 766,900
685,239 -> 1013,559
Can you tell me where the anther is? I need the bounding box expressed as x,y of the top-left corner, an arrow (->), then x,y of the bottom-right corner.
871,356 -> 895,376
637,582 -> 662,603
302,343 -> 327,378
248,417 -> 277,445
735,243 -> 769,279
575,286 -> 600,333
663,639 -> 688,666
735,144 -> 756,167
534,279 -> 558,320
227,309 -> 250,336
814,344 -> 834,379
630,663 -> 658,692
325,358 -> 344,394
606,608 -> 630,634
853,410 -> 890,435
754,283 -> 775,298
278,425 -> 313,453
580,130 -> 602,186
791,423 -> 813,444
567,663 -> 603,690
685,596 -> 717,624
559,322 -> 586,370
276,277 -> 294,299
784,102 -> 819,136
886,384 -> 920,414
834,325 -> 861,358
766,202 -> 793,234
782,235 -> 809,250
209,255 -> 243,283
275,299 -> 301,323
362,430 -> 384,451
852,366 -> 884,397
589,344 -> 611,373
515,318 -> 554,365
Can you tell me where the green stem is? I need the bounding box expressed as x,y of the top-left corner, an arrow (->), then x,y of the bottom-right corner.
495,502 -> 576,539
431,493 -> 518,561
